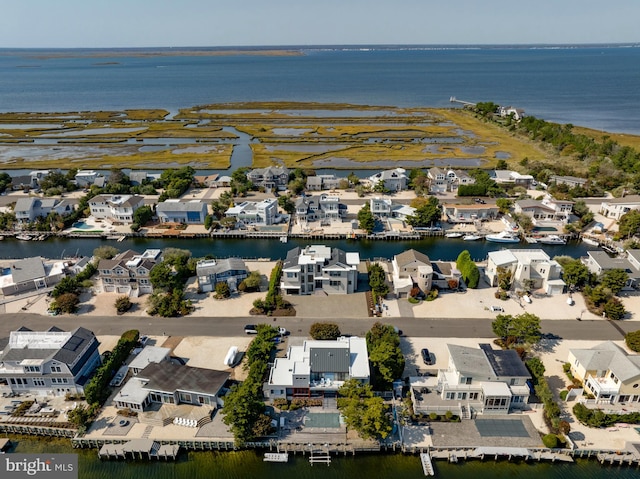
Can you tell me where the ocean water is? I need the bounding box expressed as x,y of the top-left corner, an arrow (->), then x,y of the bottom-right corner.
0,45 -> 639,134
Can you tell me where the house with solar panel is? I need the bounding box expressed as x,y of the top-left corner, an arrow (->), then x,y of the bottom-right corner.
0,326 -> 101,396
409,343 -> 531,418
263,336 -> 370,401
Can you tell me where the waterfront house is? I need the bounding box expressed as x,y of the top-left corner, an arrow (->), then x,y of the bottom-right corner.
193,174 -> 219,188
514,195 -> 573,223
74,170 -> 104,188
14,197 -> 75,223
246,166 -> 289,191
391,249 -> 433,297
498,106 -> 525,120
225,198 -> 278,226
0,257 -> 66,296
96,249 -> 161,296
448,169 -> 475,189
306,174 -> 342,191
196,258 -> 249,293
428,168 -> 447,194
0,326 -> 101,397
263,336 -> 370,400
281,245 -> 359,295
444,203 -> 499,223
88,194 -> 145,224
568,341 -> 640,405
155,199 -> 208,224
582,250 -> 640,290
600,195 -> 640,221
368,168 -> 408,192
295,194 -> 345,224
10,175 -> 38,191
486,249 -> 565,295
410,343 -> 531,417
113,362 -> 229,413
370,197 -> 416,221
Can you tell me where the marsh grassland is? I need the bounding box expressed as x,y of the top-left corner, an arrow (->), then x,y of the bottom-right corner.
0,102 -> 550,171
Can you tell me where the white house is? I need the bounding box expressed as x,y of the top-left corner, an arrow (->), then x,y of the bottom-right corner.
13,197 -> 75,223
306,174 -> 342,191
600,195 -> 640,221
89,194 -> 145,224
427,168 -> 447,194
391,249 -> 433,297
582,250 -> 640,290
225,198 -> 278,226
263,336 -> 370,400
0,257 -> 66,296
281,245 -> 359,295
410,343 -> 531,417
74,170 -> 104,188
97,249 -> 161,296
196,258 -> 249,293
0,326 -> 101,396
486,249 -> 565,295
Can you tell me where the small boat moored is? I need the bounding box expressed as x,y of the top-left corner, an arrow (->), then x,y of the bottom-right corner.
445,232 -> 464,238
537,235 -> 567,245
462,234 -> 482,241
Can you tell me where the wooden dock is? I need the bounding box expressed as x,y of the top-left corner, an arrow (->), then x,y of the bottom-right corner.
420,452 -> 435,476
98,439 -> 180,461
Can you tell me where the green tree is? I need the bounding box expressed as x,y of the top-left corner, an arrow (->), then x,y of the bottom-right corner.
347,172 -> 360,186
204,214 -> 214,230
215,281 -> 231,299
366,322 -> 405,390
600,269 -> 629,295
368,263 -> 389,296
603,297 -> 626,320
278,194 -> 296,214
357,203 -> 375,233
456,250 -> 480,289
337,379 -> 392,440
496,266 -> 513,291
230,167 -> 252,196
221,382 -> 266,445
93,245 -> 119,260
133,205 -> 153,227
562,259 -> 590,288
625,330 -> 640,352
51,276 -> 79,299
240,271 -> 262,292
618,209 -> 640,238
495,198 -> 513,214
115,295 -> 132,314
50,292 -> 80,314
492,312 -> 541,347
309,322 -> 341,340
407,196 -> 441,227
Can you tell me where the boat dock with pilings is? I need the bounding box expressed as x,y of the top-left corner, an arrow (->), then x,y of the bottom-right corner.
97,439 -> 180,461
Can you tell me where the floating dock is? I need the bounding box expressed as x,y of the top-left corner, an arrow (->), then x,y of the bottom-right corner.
98,439 -> 180,461
420,452 -> 435,476
264,452 -> 289,463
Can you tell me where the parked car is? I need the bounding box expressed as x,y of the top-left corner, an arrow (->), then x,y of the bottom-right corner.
244,324 -> 258,334
490,305 -> 505,312
421,348 -> 432,365
277,327 -> 289,336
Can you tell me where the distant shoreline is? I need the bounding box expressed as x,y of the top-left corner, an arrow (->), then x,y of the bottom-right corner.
6,49 -> 305,60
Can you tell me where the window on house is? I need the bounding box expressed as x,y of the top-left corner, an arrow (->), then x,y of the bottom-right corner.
51,366 -> 62,373
445,392 -> 455,400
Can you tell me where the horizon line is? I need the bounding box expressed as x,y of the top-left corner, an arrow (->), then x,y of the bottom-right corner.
1,42 -> 639,51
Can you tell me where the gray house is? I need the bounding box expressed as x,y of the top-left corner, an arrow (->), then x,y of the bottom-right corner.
196,258 -> 249,293
0,257 -> 66,296
247,166 -> 289,190
281,245 -> 359,295
155,200 -> 208,224
0,326 -> 101,396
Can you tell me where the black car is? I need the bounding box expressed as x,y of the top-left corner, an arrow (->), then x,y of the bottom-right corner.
421,348 -> 432,365
244,324 -> 258,334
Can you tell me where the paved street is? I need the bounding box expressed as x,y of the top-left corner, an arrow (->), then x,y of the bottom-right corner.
0,312 -> 634,341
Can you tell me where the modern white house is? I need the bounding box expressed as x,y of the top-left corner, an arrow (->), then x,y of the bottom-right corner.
368,168 -> 408,192
89,194 -> 145,224
74,170 -> 105,188
128,346 -> 171,376
427,168 -> 448,194
0,257 -> 66,296
600,195 -> 640,221
443,204 -> 499,223
155,199 -> 208,224
263,336 -> 370,400
97,249 -> 162,296
409,343 -> 531,417
306,174 -> 342,191
568,341 -> 640,405
514,195 -> 574,223
0,326 -> 101,397
492,170 -> 535,189
281,245 -> 359,295
225,198 -> 278,226
485,249 -> 565,295
196,258 -> 249,293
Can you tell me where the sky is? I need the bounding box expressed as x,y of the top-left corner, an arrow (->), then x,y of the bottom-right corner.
1,0 -> 638,48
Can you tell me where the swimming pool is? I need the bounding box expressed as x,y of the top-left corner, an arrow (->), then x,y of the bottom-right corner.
72,221 -> 94,230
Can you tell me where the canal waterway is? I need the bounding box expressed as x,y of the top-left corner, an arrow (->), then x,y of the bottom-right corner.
0,236 -> 594,262
9,436 -> 639,479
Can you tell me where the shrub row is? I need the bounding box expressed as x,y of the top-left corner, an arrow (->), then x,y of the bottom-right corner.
526,358 -> 562,431
573,403 -> 640,428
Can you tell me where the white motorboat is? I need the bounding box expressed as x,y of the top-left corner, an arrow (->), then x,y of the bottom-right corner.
485,231 -> 520,243
15,234 -> 31,241
582,237 -> 599,246
462,234 -> 482,241
538,235 -> 567,245
445,232 -> 463,238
